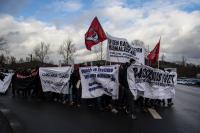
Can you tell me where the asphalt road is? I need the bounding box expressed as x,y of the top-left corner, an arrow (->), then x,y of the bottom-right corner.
0,84 -> 200,133
0,108 -> 12,133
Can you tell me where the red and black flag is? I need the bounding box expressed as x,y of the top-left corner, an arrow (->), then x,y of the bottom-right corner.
85,16 -> 107,50
148,38 -> 160,64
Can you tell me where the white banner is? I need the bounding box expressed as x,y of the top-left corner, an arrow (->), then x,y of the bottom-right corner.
39,67 -> 72,94
0,73 -> 13,93
106,34 -> 145,64
127,65 -> 177,99
80,65 -> 119,99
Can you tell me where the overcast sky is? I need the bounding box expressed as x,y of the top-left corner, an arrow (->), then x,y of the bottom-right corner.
0,0 -> 200,64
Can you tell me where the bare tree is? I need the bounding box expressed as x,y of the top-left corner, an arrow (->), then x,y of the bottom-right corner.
34,42 -> 50,63
27,54 -> 33,62
10,56 -> 16,64
0,37 -> 9,54
131,40 -> 145,47
5,56 -> 10,64
18,58 -> 24,63
26,57 -> 30,62
0,54 -> 6,64
131,40 -> 148,59
58,39 -> 75,65
25,54 -> 33,62
182,56 -> 187,67
0,37 -> 7,51
161,54 -> 165,62
93,44 -> 102,61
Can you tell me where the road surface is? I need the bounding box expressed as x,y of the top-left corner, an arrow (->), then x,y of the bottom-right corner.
0,84 -> 200,133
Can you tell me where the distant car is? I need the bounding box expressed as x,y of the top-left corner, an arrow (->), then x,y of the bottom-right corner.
177,78 -> 200,86
189,79 -> 200,85
8,69 -> 15,73
177,79 -> 188,85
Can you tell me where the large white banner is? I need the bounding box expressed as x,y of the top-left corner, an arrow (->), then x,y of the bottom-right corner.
39,67 -> 72,94
127,65 -> 177,99
0,73 -> 13,93
106,34 -> 145,64
80,65 -> 119,99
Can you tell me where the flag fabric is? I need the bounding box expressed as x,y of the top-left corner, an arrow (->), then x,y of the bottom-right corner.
148,39 -> 160,64
85,17 -> 107,50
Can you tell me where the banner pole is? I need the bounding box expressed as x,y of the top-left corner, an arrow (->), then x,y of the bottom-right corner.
100,42 -> 103,63
158,36 -> 161,69
147,45 -> 150,66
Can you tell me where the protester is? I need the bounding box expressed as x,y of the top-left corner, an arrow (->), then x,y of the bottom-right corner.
122,59 -> 137,119
0,60 -> 177,120
31,66 -> 43,99
117,64 -> 126,112
73,68 -> 82,107
166,69 -> 174,107
66,66 -> 82,107
75,78 -> 81,107
11,72 -> 17,97
167,99 -> 173,107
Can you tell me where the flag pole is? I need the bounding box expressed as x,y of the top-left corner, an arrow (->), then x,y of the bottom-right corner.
158,36 -> 161,69
147,45 -> 150,66
100,42 -> 103,64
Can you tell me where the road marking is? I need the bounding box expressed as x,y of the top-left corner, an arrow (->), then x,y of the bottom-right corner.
0,108 -> 10,114
10,121 -> 21,128
148,108 -> 162,119
0,107 -> 24,131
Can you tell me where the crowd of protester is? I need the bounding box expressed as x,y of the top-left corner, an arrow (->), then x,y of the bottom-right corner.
1,59 -> 174,120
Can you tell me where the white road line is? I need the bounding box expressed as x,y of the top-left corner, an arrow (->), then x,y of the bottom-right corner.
148,108 -> 162,119
0,108 -> 10,114
10,121 -> 21,128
